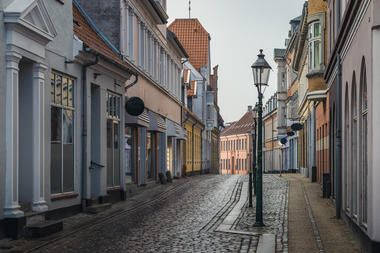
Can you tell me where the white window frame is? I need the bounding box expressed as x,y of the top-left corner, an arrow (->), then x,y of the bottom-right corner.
308,21 -> 322,71
50,72 -> 76,194
128,8 -> 134,60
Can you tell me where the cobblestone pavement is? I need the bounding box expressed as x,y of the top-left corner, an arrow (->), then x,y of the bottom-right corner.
29,175 -> 257,253
3,175 -> 289,253
235,175 -> 288,253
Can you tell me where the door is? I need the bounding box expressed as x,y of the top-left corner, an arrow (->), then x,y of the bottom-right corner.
107,119 -> 120,187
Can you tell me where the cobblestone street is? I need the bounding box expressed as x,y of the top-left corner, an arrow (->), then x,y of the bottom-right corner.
1,174 -> 365,253
0,175 -> 289,253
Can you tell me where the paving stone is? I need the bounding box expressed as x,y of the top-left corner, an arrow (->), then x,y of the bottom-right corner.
6,175 -> 289,253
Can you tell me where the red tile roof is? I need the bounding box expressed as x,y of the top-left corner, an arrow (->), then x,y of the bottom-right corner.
169,19 -> 210,71
73,4 -> 125,67
221,111 -> 255,136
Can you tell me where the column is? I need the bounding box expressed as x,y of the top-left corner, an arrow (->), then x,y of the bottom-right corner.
31,63 -> 48,212
4,51 -> 23,218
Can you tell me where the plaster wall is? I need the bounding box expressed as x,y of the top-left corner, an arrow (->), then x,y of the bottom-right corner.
340,2 -> 377,240
127,75 -> 181,124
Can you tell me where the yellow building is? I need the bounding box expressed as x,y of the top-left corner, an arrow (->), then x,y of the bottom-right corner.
183,109 -> 204,176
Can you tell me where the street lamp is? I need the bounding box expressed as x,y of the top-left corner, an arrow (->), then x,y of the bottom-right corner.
252,104 -> 258,197
251,49 -> 272,227
248,105 -> 258,207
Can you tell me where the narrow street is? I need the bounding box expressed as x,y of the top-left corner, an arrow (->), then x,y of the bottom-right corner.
1,174 -> 362,253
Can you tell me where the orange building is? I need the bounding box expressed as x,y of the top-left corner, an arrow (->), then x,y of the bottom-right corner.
219,107 -> 255,175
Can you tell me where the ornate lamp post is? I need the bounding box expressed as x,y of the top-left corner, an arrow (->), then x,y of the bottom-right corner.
252,104 -> 258,196
251,49 -> 272,227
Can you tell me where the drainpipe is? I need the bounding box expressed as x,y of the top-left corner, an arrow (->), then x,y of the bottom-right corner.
192,122 -> 197,175
125,74 -> 139,91
81,51 -> 99,210
200,125 -> 206,174
182,113 -> 190,176
336,54 -> 342,219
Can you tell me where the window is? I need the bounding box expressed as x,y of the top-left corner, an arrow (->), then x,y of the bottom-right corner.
166,55 -> 170,90
106,92 -> 121,187
148,33 -> 152,75
50,72 -> 75,194
281,72 -> 286,89
344,85 -> 350,211
308,22 -> 322,71
128,8 -> 134,59
351,75 -> 358,217
360,59 -> 368,225
153,41 -> 157,80
159,48 -> 164,84
139,22 -> 145,68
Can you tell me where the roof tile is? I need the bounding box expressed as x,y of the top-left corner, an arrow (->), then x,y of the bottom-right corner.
169,19 -> 210,71
221,111 -> 255,136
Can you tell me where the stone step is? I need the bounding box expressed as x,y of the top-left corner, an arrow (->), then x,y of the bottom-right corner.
26,220 -> 63,238
25,212 -> 45,226
85,203 -> 112,214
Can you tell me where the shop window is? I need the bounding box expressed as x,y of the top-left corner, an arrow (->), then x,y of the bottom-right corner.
50,72 -> 75,194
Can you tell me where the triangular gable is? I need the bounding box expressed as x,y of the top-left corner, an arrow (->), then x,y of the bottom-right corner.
4,0 -> 57,41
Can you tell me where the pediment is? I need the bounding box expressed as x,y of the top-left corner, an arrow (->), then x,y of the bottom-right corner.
4,0 -> 57,42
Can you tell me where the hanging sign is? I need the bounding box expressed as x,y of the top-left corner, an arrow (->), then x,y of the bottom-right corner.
126,97 -> 145,116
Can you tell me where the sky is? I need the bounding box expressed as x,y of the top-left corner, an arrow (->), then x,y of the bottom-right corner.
167,0 -> 305,123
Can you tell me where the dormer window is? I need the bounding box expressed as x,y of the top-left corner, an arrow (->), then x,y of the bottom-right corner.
308,22 -> 322,71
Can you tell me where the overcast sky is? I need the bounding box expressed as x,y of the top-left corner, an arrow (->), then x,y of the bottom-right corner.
167,0 -> 305,123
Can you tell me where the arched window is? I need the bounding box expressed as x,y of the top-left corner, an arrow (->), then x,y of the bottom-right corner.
360,58 -> 368,225
351,73 -> 358,217
344,83 -> 350,211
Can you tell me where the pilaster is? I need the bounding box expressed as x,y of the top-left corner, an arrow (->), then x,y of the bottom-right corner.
4,51 -> 23,218
31,62 -> 48,212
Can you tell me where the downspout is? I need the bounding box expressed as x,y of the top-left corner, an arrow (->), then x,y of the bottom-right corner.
200,125 -> 205,174
192,122 -> 197,175
182,113 -> 190,176
81,51 -> 99,210
125,74 -> 139,91
336,54 -> 342,219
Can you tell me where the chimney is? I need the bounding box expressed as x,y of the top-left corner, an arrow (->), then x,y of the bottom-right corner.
248,105 -> 253,111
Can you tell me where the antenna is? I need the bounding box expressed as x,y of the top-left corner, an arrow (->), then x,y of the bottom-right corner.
189,0 -> 191,19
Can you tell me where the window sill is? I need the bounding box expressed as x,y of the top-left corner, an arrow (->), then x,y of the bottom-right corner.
51,192 -> 78,201
306,69 -> 324,79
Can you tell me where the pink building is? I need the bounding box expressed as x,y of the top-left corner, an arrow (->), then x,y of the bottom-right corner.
220,106 -> 256,175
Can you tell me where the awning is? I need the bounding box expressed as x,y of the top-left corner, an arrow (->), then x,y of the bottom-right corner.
148,110 -> 166,133
125,109 -> 149,128
166,120 -> 179,137
176,125 -> 187,140
166,119 -> 187,140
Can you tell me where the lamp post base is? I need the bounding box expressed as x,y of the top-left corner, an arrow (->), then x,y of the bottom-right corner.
253,221 -> 265,227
